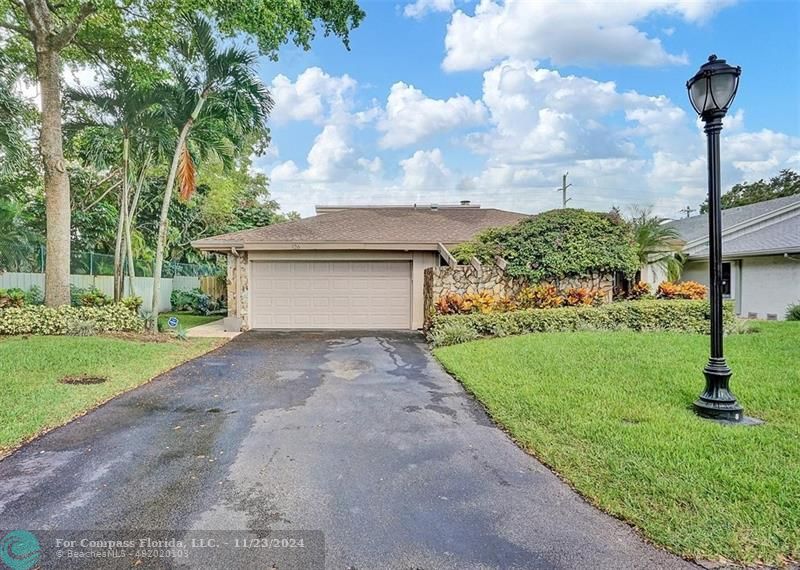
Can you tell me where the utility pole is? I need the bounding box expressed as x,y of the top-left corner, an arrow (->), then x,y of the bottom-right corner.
680,205 -> 695,218
556,172 -> 572,208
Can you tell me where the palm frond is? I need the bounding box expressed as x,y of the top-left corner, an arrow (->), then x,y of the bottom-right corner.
177,141 -> 196,201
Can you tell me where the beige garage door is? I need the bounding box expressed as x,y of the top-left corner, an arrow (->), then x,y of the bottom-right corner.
250,260 -> 412,329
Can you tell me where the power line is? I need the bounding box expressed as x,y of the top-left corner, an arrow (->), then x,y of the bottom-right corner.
679,205 -> 696,218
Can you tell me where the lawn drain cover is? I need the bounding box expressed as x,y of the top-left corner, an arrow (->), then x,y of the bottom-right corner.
60,375 -> 109,385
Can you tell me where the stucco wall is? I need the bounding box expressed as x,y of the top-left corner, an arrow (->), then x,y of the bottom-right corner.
682,255 -> 800,319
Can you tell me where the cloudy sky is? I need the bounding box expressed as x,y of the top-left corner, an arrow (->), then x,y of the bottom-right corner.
257,0 -> 799,218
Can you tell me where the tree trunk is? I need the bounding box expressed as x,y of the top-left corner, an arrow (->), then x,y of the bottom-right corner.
150,96 -> 204,331
125,152 -> 150,297
37,47 -> 71,306
112,135 -> 129,301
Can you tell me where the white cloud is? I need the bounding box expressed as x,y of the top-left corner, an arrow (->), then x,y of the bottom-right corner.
269,67 -> 356,124
472,59 -> 682,163
442,0 -> 735,71
378,82 -> 487,148
403,0 -> 454,19
400,149 -> 453,189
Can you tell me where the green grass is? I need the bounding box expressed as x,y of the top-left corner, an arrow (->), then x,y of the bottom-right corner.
158,311 -> 222,330
434,322 -> 800,567
0,335 -> 222,455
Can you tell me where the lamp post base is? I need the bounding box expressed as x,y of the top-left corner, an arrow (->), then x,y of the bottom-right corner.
693,357 -> 744,422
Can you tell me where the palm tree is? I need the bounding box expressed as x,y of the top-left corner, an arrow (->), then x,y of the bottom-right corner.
148,15 -> 272,330
67,70 -> 162,299
629,208 -> 685,282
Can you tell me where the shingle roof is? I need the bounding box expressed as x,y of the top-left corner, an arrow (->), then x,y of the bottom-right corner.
193,206 -> 528,249
667,194 -> 800,257
666,194 -> 800,242
692,216 -> 800,256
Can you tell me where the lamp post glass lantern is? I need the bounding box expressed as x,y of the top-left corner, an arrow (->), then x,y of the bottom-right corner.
686,55 -> 744,422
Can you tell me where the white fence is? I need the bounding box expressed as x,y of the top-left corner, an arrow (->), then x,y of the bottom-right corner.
0,272 -> 201,312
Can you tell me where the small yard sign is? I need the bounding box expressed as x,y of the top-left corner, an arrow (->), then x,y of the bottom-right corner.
167,316 -> 179,329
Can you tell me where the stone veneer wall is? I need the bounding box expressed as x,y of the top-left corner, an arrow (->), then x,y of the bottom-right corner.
226,251 -> 249,330
424,263 -> 614,320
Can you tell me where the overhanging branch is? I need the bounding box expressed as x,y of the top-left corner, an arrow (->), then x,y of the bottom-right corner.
50,1 -> 94,49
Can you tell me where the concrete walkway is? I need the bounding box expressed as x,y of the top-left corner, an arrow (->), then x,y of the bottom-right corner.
186,319 -> 241,338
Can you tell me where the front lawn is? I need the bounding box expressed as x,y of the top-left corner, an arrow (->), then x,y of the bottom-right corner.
0,335 -> 222,456
435,322 -> 800,567
158,311 -> 223,330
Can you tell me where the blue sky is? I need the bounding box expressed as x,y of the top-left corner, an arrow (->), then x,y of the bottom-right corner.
253,0 -> 800,218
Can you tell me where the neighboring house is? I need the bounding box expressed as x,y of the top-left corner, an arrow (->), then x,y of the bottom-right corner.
647,195 -> 800,320
192,203 -> 527,330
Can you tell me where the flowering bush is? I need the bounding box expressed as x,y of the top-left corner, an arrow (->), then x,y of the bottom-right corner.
657,281 -> 707,300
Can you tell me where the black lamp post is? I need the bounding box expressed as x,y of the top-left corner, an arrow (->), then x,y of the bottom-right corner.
686,54 -> 743,422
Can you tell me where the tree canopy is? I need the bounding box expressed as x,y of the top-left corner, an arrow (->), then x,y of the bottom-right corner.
700,169 -> 799,213
453,209 -> 640,284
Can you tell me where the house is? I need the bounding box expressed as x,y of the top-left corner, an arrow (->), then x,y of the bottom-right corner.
649,195 -> 800,320
192,203 -> 527,330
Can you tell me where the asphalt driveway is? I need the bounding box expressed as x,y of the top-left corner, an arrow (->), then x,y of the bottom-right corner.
0,331 -> 694,569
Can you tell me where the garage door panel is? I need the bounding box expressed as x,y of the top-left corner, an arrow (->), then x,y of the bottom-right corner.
250,260 -> 411,329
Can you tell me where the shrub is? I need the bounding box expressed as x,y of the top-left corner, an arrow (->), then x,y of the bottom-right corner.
25,285 -> 43,306
0,304 -> 144,335
66,319 -> 98,336
170,288 -> 224,315
428,319 -> 480,347
787,301 -> 800,321
657,280 -> 707,300
170,289 -> 197,312
79,287 -> 111,307
563,287 -> 600,307
427,299 -> 735,346
435,291 -> 516,315
452,208 -> 639,283
627,281 -> 652,300
517,284 -> 563,309
0,288 -> 26,308
121,295 -> 143,313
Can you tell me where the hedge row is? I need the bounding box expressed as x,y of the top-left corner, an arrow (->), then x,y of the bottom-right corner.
0,304 -> 144,336
428,299 -> 735,347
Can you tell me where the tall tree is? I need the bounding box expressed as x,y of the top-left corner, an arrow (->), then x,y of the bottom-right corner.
700,169 -> 800,213
67,69 -> 162,299
149,15 -> 272,330
0,0 -> 98,304
1,0 -> 365,306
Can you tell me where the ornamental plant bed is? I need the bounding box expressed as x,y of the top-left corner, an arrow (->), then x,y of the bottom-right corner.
428,299 -> 735,347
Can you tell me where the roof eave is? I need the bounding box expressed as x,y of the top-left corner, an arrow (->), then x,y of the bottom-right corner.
688,246 -> 800,260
